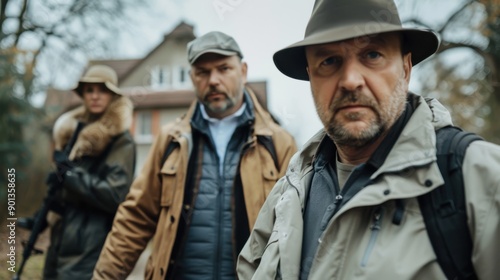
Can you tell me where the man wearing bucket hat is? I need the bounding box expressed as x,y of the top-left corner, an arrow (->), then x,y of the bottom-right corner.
93,31 -> 296,280
34,64 -> 136,279
237,0 -> 500,279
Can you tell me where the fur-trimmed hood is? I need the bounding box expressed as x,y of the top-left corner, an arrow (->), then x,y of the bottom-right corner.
53,95 -> 133,160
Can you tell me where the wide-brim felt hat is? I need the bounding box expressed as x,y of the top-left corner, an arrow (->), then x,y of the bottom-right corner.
73,64 -> 122,96
273,0 -> 441,81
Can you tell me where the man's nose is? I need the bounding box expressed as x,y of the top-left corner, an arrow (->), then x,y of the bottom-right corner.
338,59 -> 365,92
208,71 -> 220,86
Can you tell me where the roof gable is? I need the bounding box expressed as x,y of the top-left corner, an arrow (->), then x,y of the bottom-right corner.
118,21 -> 195,84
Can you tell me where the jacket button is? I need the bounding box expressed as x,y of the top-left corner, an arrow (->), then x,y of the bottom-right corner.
170,216 -> 175,223
424,179 -> 433,187
160,268 -> 164,275
270,170 -> 274,176
383,190 -> 390,195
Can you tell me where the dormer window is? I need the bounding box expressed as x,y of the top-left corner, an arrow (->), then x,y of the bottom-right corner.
172,66 -> 191,89
151,65 -> 190,89
151,66 -> 171,89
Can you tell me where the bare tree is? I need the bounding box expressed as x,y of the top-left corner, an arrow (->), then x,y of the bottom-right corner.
0,0 -> 154,219
1,0 -> 155,89
397,0 -> 500,143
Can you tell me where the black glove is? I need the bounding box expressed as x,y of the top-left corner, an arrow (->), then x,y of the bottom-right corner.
53,150 -> 72,179
45,171 -> 65,186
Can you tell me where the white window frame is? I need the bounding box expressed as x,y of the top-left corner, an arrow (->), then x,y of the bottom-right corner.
151,65 -> 171,89
135,111 -> 153,143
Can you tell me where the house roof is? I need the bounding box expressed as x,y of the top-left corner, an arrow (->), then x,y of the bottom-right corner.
125,88 -> 196,109
163,21 -> 195,41
86,22 -> 195,85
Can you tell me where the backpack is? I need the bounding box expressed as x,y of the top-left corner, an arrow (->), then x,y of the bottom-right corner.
418,126 -> 483,280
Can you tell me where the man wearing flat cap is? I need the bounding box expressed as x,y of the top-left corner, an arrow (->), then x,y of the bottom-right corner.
94,31 -> 297,280
237,0 -> 500,279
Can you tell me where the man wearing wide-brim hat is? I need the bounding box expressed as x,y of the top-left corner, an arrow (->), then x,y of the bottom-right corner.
238,0 -> 500,279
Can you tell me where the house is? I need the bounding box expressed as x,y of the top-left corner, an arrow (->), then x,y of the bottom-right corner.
45,21 -> 268,174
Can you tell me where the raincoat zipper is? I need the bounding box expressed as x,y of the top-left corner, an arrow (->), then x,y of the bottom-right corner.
361,207 -> 384,267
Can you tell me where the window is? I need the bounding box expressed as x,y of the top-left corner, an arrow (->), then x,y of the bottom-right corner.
136,111 -> 152,142
151,65 -> 190,89
151,66 -> 171,89
180,67 -> 186,83
172,66 -> 191,88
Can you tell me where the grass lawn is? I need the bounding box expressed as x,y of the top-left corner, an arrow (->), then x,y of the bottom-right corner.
1,220 -> 48,280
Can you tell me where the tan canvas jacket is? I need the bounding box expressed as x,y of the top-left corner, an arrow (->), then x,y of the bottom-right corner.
94,90 -> 297,280
237,96 -> 500,280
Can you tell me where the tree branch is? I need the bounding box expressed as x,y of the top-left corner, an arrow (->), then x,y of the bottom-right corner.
13,0 -> 29,47
437,40 -> 498,86
0,0 -> 13,41
438,0 -> 476,33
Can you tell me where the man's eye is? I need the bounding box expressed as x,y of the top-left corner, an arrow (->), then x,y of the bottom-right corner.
366,51 -> 381,59
321,57 -> 339,66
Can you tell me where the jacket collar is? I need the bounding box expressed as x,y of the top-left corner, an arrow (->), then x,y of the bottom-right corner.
52,96 -> 133,160
190,90 -> 255,136
168,87 -> 276,140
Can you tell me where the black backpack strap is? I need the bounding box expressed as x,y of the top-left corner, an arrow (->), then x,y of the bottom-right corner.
161,141 -> 180,166
418,126 -> 482,280
256,135 -> 279,170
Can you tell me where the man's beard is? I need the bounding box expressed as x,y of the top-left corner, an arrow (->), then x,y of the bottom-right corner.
202,88 -> 235,114
317,78 -> 407,147
203,92 -> 235,113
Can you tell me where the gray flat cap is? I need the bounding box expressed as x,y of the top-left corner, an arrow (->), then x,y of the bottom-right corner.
187,31 -> 243,64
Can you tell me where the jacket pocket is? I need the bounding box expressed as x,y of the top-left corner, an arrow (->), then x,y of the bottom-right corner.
361,207 -> 384,267
262,165 -> 279,197
160,149 -> 181,207
256,230 -> 280,279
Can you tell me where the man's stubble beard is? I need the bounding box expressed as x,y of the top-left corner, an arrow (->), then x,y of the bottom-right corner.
201,82 -> 244,115
315,77 -> 408,147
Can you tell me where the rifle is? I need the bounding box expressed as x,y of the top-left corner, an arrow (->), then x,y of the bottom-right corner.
13,122 -> 82,279
13,174 -> 63,280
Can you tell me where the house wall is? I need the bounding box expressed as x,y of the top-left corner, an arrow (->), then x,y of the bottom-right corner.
159,107 -> 190,126
120,37 -> 192,90
132,106 -> 190,175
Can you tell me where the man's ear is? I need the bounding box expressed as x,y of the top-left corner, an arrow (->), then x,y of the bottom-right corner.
403,52 -> 412,83
241,61 -> 248,84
